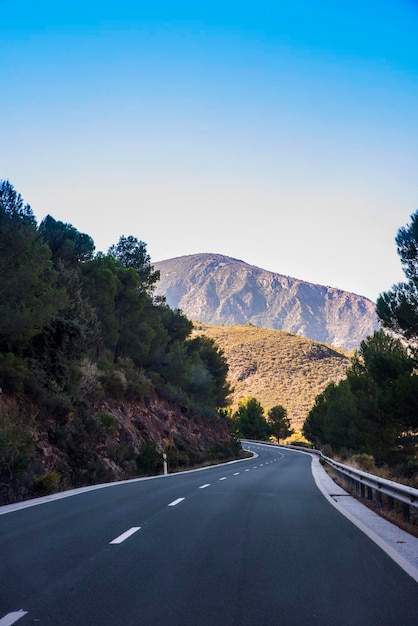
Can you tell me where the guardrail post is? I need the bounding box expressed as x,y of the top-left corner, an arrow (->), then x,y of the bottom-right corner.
367,486 -> 373,501
403,503 -> 410,523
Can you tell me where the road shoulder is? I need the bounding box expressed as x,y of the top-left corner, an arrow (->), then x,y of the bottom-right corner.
310,452 -> 418,584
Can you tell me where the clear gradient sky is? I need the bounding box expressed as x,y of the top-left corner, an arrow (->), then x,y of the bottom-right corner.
1,0 -> 418,302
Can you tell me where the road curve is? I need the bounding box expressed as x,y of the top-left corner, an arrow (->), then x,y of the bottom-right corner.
1,443 -> 418,625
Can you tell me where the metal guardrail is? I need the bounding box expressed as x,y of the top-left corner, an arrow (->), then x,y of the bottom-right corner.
242,439 -> 418,523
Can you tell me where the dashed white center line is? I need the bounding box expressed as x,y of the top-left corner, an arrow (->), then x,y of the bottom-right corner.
110,526 -> 141,544
233,472 -> 240,475
199,484 -> 210,489
219,477 -> 227,481
245,469 -> 250,472
0,611 -> 28,625
168,497 -> 185,507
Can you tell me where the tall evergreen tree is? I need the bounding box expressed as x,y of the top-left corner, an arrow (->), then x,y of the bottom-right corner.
268,405 -> 292,442
39,215 -> 95,268
234,396 -> 270,440
303,330 -> 417,463
376,210 -> 418,347
0,181 -> 66,353
108,235 -> 160,292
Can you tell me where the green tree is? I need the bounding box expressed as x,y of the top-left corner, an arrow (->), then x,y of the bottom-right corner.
303,330 -> 417,464
234,396 -> 270,440
376,210 -> 418,347
184,335 -> 231,410
0,181 -> 66,353
80,254 -> 120,357
39,215 -> 95,268
28,266 -> 99,389
108,235 -> 160,292
268,405 -> 293,442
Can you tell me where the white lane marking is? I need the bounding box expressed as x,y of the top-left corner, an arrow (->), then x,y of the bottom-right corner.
110,527 -> 141,544
0,611 -> 28,625
199,484 -> 210,489
168,497 -> 185,507
233,472 -> 240,475
245,469 -> 250,472
260,464 -> 264,466
219,477 -> 227,481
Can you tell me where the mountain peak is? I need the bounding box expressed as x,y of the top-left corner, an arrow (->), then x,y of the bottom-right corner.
154,253 -> 379,351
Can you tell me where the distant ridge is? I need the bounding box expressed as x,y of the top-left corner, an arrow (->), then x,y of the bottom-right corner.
154,253 -> 379,351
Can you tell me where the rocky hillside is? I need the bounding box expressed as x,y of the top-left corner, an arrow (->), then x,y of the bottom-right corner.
192,324 -> 350,429
0,393 -> 239,506
154,254 -> 379,351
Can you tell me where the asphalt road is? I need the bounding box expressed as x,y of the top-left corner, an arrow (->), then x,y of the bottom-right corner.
1,443 -> 418,625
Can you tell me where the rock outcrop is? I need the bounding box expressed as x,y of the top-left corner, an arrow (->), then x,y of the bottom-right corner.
154,253 -> 379,351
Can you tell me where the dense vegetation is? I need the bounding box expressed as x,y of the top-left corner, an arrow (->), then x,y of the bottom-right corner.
303,211 -> 418,474
0,181 -> 237,502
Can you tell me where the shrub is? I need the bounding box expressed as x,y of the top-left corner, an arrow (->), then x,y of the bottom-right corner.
78,358 -> 103,399
0,353 -> 27,393
100,369 -> 127,398
136,438 -> 160,474
32,471 -> 62,495
98,412 -> 116,435
42,393 -> 74,424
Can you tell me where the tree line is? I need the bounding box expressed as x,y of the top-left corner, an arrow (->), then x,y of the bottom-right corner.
303,210 -> 418,473
0,180 -> 231,412
0,181 -> 235,496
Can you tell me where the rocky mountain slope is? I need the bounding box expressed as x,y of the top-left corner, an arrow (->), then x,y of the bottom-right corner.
154,254 -> 379,351
0,393 -> 239,505
192,323 -> 350,429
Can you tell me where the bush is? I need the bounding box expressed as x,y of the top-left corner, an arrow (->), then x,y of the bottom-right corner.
32,471 -> 62,495
0,353 -> 27,394
100,369 -> 127,399
78,358 -> 103,400
0,407 -> 33,499
136,438 -> 160,474
125,370 -> 153,400
42,393 -> 74,424
350,453 -> 377,473
98,412 -> 116,435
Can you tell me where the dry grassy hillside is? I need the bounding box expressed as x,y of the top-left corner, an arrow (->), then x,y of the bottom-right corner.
192,323 -> 351,429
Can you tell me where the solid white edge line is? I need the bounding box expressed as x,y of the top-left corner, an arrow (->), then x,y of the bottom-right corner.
110,526 -> 141,544
1,451 -> 258,516
168,497 -> 185,507
309,454 -> 418,584
0,611 -> 28,625
247,441 -> 418,585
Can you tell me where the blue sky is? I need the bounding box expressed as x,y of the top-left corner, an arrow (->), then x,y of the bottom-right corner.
1,0 -> 418,301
